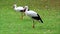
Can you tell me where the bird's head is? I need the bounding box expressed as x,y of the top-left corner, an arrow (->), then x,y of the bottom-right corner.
24,6 -> 28,9
13,4 -> 17,8
24,6 -> 28,11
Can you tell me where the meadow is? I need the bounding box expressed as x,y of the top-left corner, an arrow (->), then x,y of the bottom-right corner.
0,0 -> 60,34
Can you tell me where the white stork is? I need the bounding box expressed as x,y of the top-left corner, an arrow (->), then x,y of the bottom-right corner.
13,4 -> 25,19
24,6 -> 43,28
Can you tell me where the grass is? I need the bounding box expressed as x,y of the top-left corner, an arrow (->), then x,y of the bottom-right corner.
0,0 -> 60,34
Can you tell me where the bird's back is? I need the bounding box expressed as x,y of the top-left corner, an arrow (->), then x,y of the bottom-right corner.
25,10 -> 38,17
14,6 -> 24,11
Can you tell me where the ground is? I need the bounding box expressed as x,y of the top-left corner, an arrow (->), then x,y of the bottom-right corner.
0,0 -> 60,34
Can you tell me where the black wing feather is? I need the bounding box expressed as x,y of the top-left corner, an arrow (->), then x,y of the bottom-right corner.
32,14 -> 43,23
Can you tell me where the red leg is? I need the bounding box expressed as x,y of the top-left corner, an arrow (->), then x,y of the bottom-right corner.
32,20 -> 35,28
20,12 -> 24,19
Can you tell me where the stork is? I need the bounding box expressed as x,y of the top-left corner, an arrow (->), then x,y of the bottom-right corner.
13,4 -> 25,19
24,6 -> 43,28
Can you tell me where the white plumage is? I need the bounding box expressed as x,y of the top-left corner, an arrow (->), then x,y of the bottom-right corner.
13,4 -> 25,19
13,4 -> 25,11
25,10 -> 38,17
24,6 -> 37,17
24,6 -> 43,28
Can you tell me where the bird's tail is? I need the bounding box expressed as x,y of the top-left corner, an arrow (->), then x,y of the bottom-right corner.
37,14 -> 43,23
39,17 -> 43,23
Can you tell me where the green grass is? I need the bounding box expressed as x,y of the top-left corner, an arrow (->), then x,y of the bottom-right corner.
0,0 -> 60,34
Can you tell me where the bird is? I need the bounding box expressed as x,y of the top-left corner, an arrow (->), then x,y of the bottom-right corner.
24,6 -> 43,28
13,4 -> 25,19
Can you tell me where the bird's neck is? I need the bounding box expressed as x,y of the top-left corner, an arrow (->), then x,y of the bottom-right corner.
15,6 -> 17,9
25,8 -> 28,11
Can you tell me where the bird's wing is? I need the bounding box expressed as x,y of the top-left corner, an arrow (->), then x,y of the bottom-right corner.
14,6 -> 24,11
26,11 -> 38,17
17,7 -> 24,10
